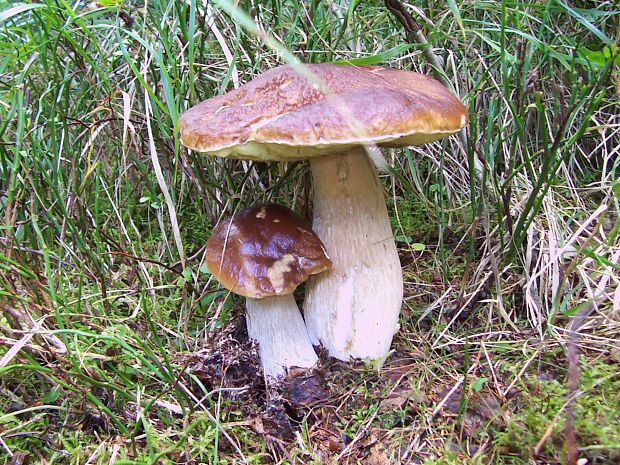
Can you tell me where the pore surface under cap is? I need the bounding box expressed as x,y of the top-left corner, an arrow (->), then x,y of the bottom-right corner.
179,64 -> 468,160
205,204 -> 332,298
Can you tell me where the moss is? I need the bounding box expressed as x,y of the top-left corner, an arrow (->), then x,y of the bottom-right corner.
493,359 -> 620,464
390,198 -> 436,244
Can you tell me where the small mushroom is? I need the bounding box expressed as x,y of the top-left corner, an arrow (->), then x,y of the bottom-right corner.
204,204 -> 331,378
181,64 -> 468,362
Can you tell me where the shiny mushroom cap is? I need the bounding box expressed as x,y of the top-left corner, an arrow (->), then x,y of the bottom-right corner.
179,64 -> 468,161
205,204 -> 332,298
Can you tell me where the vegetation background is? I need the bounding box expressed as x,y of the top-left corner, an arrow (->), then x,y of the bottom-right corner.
0,0 -> 618,463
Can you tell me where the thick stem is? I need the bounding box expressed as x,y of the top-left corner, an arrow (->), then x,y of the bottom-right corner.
246,294 -> 318,378
304,147 -> 403,360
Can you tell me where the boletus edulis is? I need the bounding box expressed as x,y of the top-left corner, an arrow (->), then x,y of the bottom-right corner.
181,64 -> 468,362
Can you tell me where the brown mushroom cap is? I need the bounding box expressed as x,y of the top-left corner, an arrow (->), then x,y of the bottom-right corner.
205,204 -> 332,298
179,64 -> 468,161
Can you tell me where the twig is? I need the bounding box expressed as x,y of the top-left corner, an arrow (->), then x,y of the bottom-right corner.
0,434 -> 13,457
535,369 -> 619,457
534,388 -> 581,457
384,0 -> 477,182
502,349 -> 540,399
0,237 -> 98,280
432,375 -> 464,416
101,251 -> 183,275
564,315 -> 580,465
337,404 -> 381,460
384,0 -> 448,85
1,306 -> 67,355
0,318 -> 46,368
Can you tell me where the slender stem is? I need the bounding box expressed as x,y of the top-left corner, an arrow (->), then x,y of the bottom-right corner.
246,294 -> 318,378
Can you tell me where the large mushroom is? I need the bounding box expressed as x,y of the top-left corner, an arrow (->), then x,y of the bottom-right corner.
180,64 -> 468,361
204,204 -> 331,378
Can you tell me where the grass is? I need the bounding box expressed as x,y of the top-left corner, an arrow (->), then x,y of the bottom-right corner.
1,0 -> 619,463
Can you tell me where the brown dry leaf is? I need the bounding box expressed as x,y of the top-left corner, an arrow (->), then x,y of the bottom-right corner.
364,443 -> 390,465
379,390 -> 410,410
383,358 -> 421,383
9,452 -> 29,465
251,417 -> 266,435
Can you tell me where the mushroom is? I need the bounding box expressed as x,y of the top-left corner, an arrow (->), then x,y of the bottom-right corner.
204,204 -> 331,378
180,64 -> 468,362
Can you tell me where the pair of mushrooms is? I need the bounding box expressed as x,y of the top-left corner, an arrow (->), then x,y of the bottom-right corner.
180,64 -> 468,377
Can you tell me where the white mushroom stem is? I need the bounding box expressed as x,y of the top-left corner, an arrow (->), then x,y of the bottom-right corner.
304,147 -> 403,361
246,294 -> 318,378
